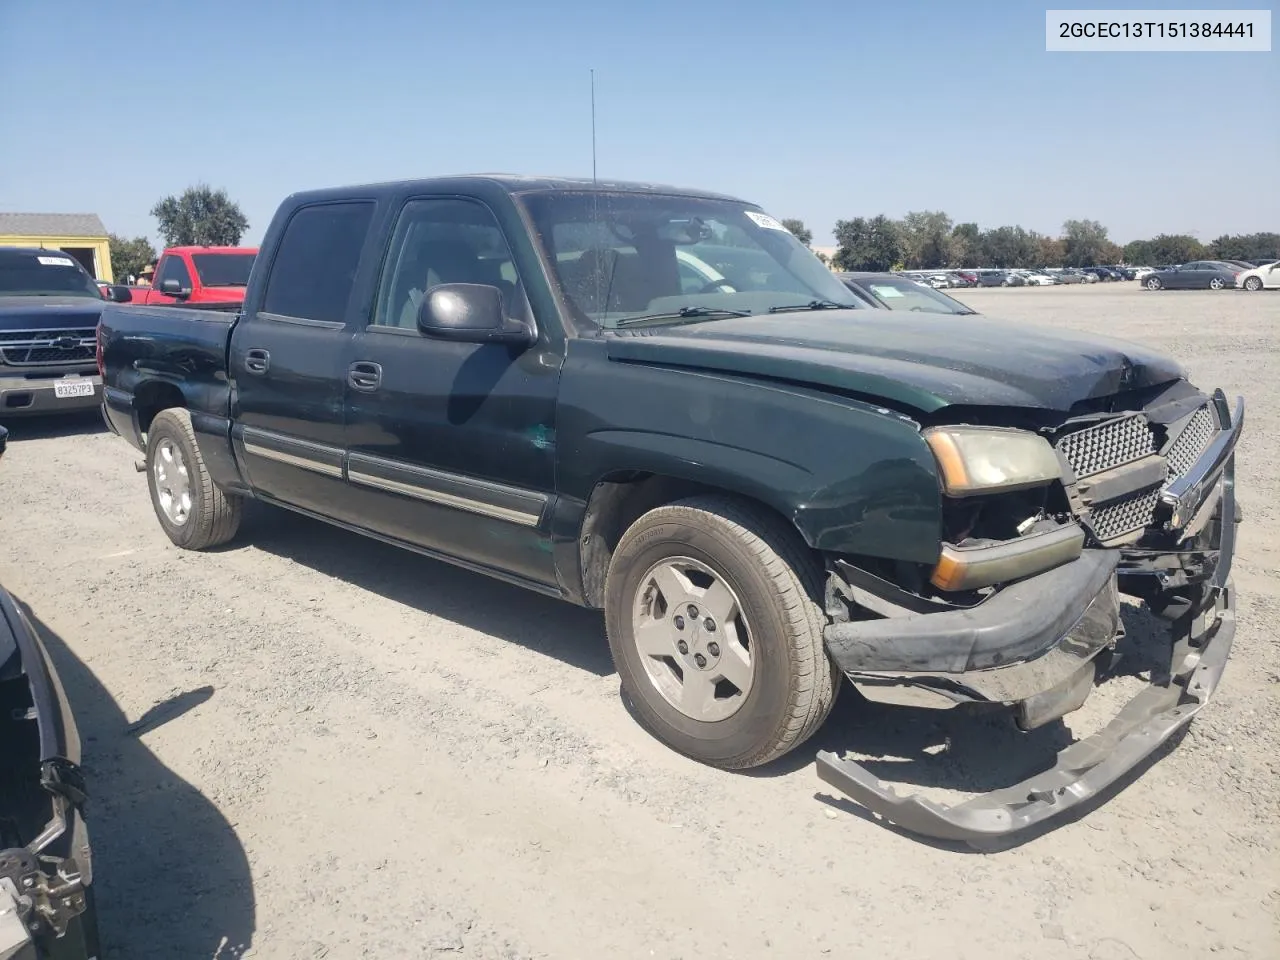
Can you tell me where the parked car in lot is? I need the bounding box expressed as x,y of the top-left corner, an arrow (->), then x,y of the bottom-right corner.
1,425 -> 101,959
1236,260 -> 1280,291
0,247 -> 124,418
128,246 -> 258,307
98,174 -> 1243,842
1144,261 -> 1241,290
838,272 -> 978,314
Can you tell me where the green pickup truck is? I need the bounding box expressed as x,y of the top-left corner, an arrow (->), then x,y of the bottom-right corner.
98,176 -> 1243,841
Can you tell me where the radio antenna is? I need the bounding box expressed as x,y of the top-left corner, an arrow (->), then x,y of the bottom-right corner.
590,68 -> 598,183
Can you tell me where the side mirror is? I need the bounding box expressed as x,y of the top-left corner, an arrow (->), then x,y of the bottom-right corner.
160,278 -> 191,298
417,283 -> 534,346
107,285 -> 133,303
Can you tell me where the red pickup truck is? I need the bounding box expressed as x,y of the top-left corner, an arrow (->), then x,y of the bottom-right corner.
132,246 -> 258,306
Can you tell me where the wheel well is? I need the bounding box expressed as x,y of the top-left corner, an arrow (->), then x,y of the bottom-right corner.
577,472 -> 802,608
134,381 -> 186,433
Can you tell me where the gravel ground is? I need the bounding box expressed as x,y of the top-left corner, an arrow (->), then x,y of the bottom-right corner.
1,283 -> 1278,959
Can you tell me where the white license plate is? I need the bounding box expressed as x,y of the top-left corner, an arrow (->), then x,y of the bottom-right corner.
53,379 -> 95,399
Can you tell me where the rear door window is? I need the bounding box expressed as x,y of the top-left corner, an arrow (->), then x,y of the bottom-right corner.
262,202 -> 376,324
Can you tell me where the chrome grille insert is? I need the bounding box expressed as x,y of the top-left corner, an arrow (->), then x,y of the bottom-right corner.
0,328 -> 97,366
1088,487 -> 1162,543
1056,414 -> 1156,479
1164,405 -> 1217,478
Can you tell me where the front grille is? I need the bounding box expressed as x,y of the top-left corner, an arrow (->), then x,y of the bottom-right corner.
1055,400 -> 1220,545
1056,414 -> 1156,479
1164,404 -> 1217,478
0,328 -> 96,366
1088,487 -> 1162,542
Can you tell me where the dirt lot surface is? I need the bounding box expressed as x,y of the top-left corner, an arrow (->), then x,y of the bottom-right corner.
1,284 -> 1278,959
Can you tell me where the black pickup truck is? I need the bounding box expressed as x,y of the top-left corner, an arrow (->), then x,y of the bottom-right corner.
0,248 -> 131,420
97,176 -> 1243,842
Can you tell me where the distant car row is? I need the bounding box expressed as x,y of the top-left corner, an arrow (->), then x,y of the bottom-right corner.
895,258 -> 1278,292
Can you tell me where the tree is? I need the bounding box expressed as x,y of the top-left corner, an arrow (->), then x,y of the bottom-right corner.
950,222 -> 981,267
1140,234 -> 1206,265
108,234 -> 156,283
1062,219 -> 1111,267
833,215 -> 903,272
979,226 -> 1039,269
150,184 -> 249,247
1209,232 -> 1280,262
899,210 -> 953,269
780,218 -> 813,246
1037,235 -> 1066,268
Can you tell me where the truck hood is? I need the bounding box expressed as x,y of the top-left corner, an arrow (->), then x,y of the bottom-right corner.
603,311 -> 1186,413
0,296 -> 106,331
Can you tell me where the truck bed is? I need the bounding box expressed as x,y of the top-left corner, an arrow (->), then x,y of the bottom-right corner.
98,303 -> 240,449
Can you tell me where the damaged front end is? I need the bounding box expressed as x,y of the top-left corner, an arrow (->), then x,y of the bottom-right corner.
1,589 -> 97,959
815,383 -> 1243,844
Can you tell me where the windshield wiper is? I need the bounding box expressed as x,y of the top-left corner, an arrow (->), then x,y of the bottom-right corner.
767,299 -> 858,314
614,306 -> 752,327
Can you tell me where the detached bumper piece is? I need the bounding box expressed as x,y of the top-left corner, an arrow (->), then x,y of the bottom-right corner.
816,583 -> 1234,844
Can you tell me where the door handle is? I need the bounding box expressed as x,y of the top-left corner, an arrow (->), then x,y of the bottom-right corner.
244,348 -> 270,375
348,361 -> 382,392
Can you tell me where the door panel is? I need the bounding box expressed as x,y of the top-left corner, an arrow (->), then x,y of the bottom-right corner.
232,201 -> 375,518
342,196 -> 562,586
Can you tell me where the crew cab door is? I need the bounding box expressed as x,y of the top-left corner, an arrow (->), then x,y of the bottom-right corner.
341,195 -> 563,587
230,200 -> 374,520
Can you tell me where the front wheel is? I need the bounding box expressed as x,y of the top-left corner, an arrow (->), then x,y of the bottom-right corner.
604,496 -> 839,770
1244,276 -> 1263,291
1146,277 -> 1163,290
145,408 -> 243,549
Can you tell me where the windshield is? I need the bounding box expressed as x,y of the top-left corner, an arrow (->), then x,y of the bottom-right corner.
192,252 -> 256,287
518,191 -> 861,327
844,275 -> 975,315
0,249 -> 102,298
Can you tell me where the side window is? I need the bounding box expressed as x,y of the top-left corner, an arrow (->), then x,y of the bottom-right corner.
373,198 -> 521,329
154,255 -> 191,291
262,201 -> 375,324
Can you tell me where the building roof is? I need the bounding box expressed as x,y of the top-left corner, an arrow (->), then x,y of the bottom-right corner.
0,212 -> 108,238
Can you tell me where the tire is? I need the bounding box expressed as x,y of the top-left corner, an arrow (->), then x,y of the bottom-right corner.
145,408 -> 243,550
604,495 -> 839,770
1244,276 -> 1263,291
1146,277 -> 1163,290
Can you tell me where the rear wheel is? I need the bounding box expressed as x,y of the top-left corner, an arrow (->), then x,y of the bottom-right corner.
1146,277 -> 1163,290
604,495 -> 839,770
1244,276 -> 1263,291
1209,277 -> 1225,290
145,408 -> 243,550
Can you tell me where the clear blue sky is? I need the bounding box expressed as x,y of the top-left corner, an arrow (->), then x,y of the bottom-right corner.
2,0 -> 1276,248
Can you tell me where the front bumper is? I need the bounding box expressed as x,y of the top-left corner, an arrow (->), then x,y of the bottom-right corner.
0,373 -> 102,418
815,394 -> 1243,843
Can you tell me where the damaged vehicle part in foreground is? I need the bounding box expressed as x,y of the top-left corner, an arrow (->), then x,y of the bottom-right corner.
1,582 -> 98,956
818,390 -> 1243,843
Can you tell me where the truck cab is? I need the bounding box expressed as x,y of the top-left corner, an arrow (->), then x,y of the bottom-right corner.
131,246 -> 258,306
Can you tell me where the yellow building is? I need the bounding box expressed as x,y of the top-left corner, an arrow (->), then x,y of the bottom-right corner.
0,212 -> 114,282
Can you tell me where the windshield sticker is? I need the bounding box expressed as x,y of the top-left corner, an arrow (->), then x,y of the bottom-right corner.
869,285 -> 905,298
745,211 -> 788,232
37,256 -> 76,266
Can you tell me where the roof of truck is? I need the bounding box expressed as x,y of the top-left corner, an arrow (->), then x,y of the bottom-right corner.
285,174 -> 751,205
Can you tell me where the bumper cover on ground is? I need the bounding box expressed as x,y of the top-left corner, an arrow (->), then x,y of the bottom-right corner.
816,583 -> 1234,843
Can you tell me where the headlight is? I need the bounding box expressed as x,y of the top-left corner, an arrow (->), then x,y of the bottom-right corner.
923,426 -> 1062,496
